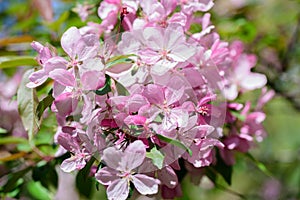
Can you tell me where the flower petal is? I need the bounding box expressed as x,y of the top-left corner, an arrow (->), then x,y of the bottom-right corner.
102,146 -> 124,169
49,69 -> 75,87
132,174 -> 160,195
121,140 -> 146,171
95,167 -> 119,185
106,179 -> 129,200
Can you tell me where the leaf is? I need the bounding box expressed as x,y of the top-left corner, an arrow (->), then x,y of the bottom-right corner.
94,74 -> 111,95
17,69 -> 40,144
146,146 -> 165,169
1,166 -> 32,193
32,162 -> 58,189
46,11 -> 70,31
0,56 -> 38,69
36,90 -> 54,119
205,167 -> 217,183
245,153 -> 273,177
156,134 -> 193,156
0,127 -> 8,134
26,181 -> 52,200
0,136 -> 28,145
114,79 -> 130,96
105,54 -> 135,69
212,151 -> 233,185
230,111 -> 246,121
76,157 -> 95,198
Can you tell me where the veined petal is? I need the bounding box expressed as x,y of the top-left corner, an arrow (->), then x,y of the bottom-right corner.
81,70 -> 105,90
61,156 -> 86,172
106,179 -> 129,200
49,69 -> 75,87
102,147 -> 123,169
158,166 -> 178,189
27,70 -> 48,88
142,84 -> 164,105
95,167 -> 119,185
121,140 -> 146,171
54,92 -> 78,117
132,174 -> 160,195
151,60 -> 177,75
169,44 -> 196,62
61,26 -> 82,59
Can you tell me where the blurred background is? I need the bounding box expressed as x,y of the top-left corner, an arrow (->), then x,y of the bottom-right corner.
1,0 -> 300,199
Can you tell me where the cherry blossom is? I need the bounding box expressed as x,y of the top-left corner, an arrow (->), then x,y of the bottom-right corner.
95,141 -> 160,200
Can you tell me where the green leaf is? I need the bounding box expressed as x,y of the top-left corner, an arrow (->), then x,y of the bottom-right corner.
212,151 -> 233,185
94,74 -> 111,95
76,157 -> 96,198
106,54 -> 134,69
146,146 -> 165,169
206,167 -> 217,183
156,134 -> 193,156
46,11 -> 70,31
0,136 -> 28,145
26,181 -> 52,200
32,162 -> 58,189
1,166 -> 32,193
245,153 -> 273,177
114,79 -> 130,96
230,111 -> 246,121
36,91 -> 54,119
0,127 -> 8,134
0,56 -> 38,69
17,69 -> 40,144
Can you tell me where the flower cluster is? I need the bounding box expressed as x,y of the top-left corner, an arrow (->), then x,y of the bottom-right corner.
27,0 -> 272,199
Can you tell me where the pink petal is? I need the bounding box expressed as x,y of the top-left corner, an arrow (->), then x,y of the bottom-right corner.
95,167 -> 119,185
54,92 -> 78,117
27,70 -> 48,88
61,27 -> 82,59
132,174 -> 160,195
60,157 -> 77,172
158,166 -> 178,189
49,69 -> 75,87
61,156 -> 86,172
102,147 -> 124,169
240,73 -> 267,90
126,94 -> 149,113
106,179 -> 129,200
151,60 -> 177,75
81,70 -> 105,90
161,0 -> 177,15
138,48 -> 161,65
165,87 -> 185,106
121,140 -> 146,171
124,115 -> 147,126
142,84 -> 164,105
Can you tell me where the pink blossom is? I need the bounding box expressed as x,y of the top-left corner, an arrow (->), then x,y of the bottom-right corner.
133,0 -> 184,29
98,0 -> 139,32
73,3 -> 93,22
180,0 -> 214,14
57,126 -> 91,172
60,26 -> 100,64
222,41 -> 267,100
95,141 -> 160,200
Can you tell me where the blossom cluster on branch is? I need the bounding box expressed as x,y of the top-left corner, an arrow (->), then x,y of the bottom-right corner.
26,0 -> 273,199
